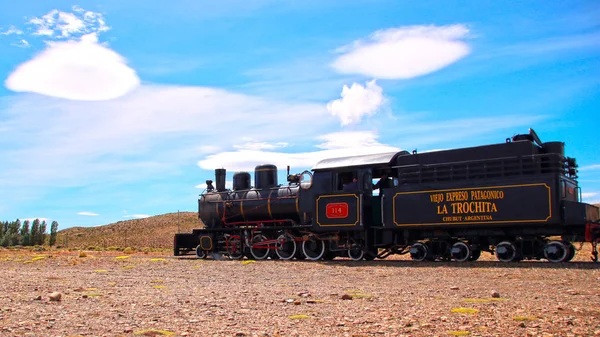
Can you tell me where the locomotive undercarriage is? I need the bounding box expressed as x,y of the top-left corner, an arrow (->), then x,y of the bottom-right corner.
192,225 -> 376,262
361,223 -> 593,263
189,224 -> 591,263
402,236 -> 579,263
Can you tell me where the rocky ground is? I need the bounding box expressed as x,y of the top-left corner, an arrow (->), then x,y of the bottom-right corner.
0,248 -> 599,337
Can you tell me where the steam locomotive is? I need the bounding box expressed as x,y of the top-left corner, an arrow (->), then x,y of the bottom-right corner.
174,129 -> 600,263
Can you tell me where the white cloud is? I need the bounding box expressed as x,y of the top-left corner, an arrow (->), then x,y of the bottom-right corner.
4,38 -> 140,101
198,130 -> 400,171
27,7 -> 109,39
4,6 -> 135,101
11,40 -> 30,48
580,164 -> 600,171
331,24 -> 471,79
77,211 -> 99,216
234,141 -> 289,151
123,214 -> 150,219
326,80 -> 384,126
0,25 -> 23,35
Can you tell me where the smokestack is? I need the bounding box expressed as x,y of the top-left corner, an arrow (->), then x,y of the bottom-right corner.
215,168 -> 226,192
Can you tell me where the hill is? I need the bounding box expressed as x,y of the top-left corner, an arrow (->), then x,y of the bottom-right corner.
56,212 -> 201,250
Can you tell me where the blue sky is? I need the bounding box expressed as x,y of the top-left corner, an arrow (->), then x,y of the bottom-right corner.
0,1 -> 599,229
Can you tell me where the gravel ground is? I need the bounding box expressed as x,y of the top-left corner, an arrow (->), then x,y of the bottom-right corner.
0,249 -> 599,337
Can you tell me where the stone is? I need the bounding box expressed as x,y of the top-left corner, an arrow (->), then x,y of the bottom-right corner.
341,294 -> 353,300
450,286 -> 459,290
48,292 -> 61,302
491,290 -> 500,298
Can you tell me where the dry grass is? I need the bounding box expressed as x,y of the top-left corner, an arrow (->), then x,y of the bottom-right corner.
55,212 -> 200,250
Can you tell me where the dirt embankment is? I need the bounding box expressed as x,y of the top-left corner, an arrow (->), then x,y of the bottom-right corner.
56,212 -> 200,249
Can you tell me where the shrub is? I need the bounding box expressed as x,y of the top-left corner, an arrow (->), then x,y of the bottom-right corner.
123,247 -> 136,255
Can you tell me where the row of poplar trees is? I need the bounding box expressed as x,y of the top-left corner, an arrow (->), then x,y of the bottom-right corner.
0,219 -> 59,247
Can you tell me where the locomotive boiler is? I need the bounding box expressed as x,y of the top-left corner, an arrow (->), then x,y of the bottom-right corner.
198,165 -> 301,228
174,128 -> 600,263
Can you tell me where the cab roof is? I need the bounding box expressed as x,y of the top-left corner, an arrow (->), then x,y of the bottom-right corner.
312,151 -> 406,171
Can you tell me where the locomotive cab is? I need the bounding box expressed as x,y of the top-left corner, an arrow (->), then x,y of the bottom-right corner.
303,152 -> 403,232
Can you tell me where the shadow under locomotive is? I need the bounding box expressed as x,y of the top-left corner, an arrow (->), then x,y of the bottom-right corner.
175,128 -> 600,264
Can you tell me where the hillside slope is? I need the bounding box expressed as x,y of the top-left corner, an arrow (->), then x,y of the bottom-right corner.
56,212 -> 201,249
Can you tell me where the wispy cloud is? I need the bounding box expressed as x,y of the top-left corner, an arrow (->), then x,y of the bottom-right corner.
0,25 -> 23,35
197,131 -> 401,171
123,214 -> 150,219
331,24 -> 471,79
493,32 -> 600,58
10,40 -> 30,48
234,141 -> 288,151
0,84 -> 331,194
580,164 -> 600,171
77,211 -> 99,216
27,6 -> 109,40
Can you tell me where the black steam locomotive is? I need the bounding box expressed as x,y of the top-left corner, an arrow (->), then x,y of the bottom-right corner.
174,129 -> 600,263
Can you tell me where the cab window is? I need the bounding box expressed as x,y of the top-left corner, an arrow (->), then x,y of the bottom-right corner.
335,171 -> 355,191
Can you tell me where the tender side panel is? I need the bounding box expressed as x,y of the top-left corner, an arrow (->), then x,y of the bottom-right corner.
313,194 -> 362,231
386,180 -> 557,228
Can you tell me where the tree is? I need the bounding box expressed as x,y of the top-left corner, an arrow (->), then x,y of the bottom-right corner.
21,220 -> 31,246
49,221 -> 59,246
0,221 -> 5,244
40,221 -> 47,245
8,220 -> 20,246
0,221 -> 8,247
31,219 -> 40,246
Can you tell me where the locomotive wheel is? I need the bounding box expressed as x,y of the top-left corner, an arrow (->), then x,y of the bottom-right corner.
226,237 -> 244,260
302,237 -> 325,260
348,246 -> 364,261
565,242 -> 576,262
496,241 -> 518,262
451,241 -> 472,262
544,240 -> 569,263
409,242 -> 429,262
275,233 -> 297,260
250,234 -> 271,260
195,244 -> 207,259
